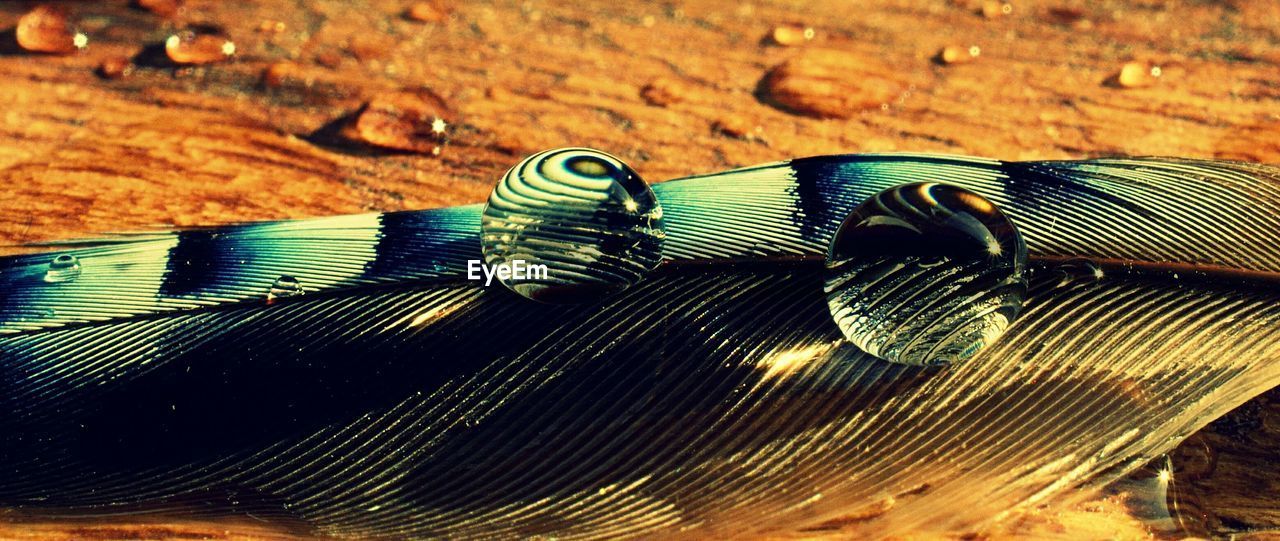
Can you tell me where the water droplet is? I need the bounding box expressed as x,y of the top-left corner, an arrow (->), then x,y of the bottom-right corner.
980,0 -> 1013,18
481,148 -> 665,303
267,275 -> 303,301
824,183 -> 1027,366
350,90 -> 452,154
1115,61 -> 1161,88
937,45 -> 980,65
165,25 -> 236,65
16,5 -> 88,54
44,254 -> 82,283
1054,257 -> 1104,286
770,25 -> 815,46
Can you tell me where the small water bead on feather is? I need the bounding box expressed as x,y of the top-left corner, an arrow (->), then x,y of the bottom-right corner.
824,183 -> 1028,366
481,148 -> 665,303
1053,257 -> 1105,286
267,275 -> 303,302
43,254 -> 82,284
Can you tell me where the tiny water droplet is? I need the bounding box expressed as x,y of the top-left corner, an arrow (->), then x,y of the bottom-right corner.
937,45 -> 980,65
165,25 -> 235,65
980,0 -> 1012,18
44,254 -> 82,283
1054,257 -> 1104,286
16,5 -> 88,54
824,183 -> 1027,366
267,275 -> 303,301
1116,61 -> 1161,88
770,24 -> 815,47
481,148 -> 665,303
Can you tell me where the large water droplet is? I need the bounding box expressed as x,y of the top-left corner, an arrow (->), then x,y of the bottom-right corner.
43,254 -> 82,283
824,182 -> 1027,366
480,148 -> 665,303
267,275 -> 303,301
16,5 -> 88,54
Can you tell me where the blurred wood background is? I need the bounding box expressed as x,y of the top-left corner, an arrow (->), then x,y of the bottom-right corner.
0,0 -> 1277,539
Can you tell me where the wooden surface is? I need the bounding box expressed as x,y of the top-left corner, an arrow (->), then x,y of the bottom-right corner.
1,0 -> 1279,251
1,0 -> 1279,539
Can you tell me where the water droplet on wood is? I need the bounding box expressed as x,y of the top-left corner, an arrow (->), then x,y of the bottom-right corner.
351,89 -> 453,154
1115,61 -> 1162,88
760,49 -> 913,118
165,25 -> 236,65
981,0 -> 1013,18
256,20 -> 287,33
16,5 -> 88,54
770,25 -> 815,46
938,45 -> 980,65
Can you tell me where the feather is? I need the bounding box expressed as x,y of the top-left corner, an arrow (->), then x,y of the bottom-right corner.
1,154 -> 1278,539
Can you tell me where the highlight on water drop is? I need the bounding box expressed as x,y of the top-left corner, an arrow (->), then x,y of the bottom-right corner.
823,182 -> 1027,366
43,254 -> 83,283
480,147 -> 665,303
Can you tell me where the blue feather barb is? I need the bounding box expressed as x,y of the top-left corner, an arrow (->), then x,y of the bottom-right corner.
1,154 -> 1278,538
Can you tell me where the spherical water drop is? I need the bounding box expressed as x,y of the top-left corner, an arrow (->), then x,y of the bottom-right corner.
824,182 -> 1027,366
481,148 -> 665,303
267,275 -> 303,301
43,254 -> 82,283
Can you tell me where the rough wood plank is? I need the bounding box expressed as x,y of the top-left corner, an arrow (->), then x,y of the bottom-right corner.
1,0 -> 1277,251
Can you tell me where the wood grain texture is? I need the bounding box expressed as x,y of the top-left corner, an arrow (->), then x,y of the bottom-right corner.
1,0 -> 1278,252
0,0 -> 1278,539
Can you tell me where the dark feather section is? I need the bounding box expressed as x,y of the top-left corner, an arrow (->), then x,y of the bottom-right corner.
1,155 -> 1278,538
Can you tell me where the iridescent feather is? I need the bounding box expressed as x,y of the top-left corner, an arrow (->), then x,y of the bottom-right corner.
0,155 -> 1278,539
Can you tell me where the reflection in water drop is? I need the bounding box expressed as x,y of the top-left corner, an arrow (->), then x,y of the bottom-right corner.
824,182 -> 1027,366
481,148 -> 665,303
267,275 -> 303,301
43,254 -> 82,283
